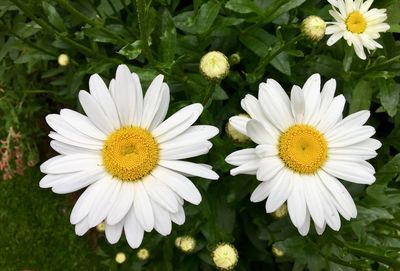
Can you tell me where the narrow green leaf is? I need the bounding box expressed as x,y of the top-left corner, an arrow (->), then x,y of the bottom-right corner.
117,40 -> 143,60
158,9 -> 177,64
271,52 -> 291,76
42,2 -> 66,32
349,80 -> 373,113
195,0 -> 221,34
379,79 -> 399,117
225,0 -> 263,14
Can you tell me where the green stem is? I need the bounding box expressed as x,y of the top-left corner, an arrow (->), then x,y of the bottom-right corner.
366,55 -> 400,72
202,83 -> 216,107
54,0 -> 128,45
254,34 -> 303,75
135,0 -> 154,63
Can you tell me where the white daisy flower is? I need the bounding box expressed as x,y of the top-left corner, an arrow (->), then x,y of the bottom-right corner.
225,74 -> 380,235
39,64 -> 219,249
325,0 -> 390,60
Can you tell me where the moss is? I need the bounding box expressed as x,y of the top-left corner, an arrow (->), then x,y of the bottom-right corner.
0,168 -> 101,271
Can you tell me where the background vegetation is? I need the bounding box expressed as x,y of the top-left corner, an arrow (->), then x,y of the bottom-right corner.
1,0 -> 400,270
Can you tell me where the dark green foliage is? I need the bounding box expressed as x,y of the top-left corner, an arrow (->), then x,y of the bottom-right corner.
0,0 -> 400,270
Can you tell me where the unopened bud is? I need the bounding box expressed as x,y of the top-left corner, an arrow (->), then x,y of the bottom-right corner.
301,16 -> 326,42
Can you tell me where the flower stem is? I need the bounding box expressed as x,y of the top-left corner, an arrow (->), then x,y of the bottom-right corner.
254,34 -> 303,76
54,0 -> 128,45
202,83 -> 216,108
135,0 -> 155,63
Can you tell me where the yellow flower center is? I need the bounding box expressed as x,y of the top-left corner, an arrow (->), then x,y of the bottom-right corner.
278,125 -> 328,174
346,11 -> 367,34
102,127 -> 159,181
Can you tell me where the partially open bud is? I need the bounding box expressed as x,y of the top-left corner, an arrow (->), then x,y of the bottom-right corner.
96,222 -> 105,232
271,203 -> 288,219
58,53 -> 70,66
137,248 -> 150,260
226,114 -> 250,143
115,252 -> 126,264
272,245 -> 285,257
212,243 -> 238,270
301,16 -> 326,42
175,236 -> 196,253
200,51 -> 229,82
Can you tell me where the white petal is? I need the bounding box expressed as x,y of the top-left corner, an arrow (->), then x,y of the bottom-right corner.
152,166 -> 202,205
246,119 -> 272,144
131,72 -> 144,125
159,160 -> 218,180
240,94 -> 269,124
226,148 -> 258,166
105,221 -> 124,244
160,125 -> 219,149
160,141 -> 212,160
140,75 -> 165,128
265,170 -> 293,212
290,85 -> 304,122
287,177 -> 307,228
142,175 -> 179,213
319,79 -> 336,116
256,156 -> 284,181
113,64 -> 137,126
298,210 -> 311,236
48,132 -> 102,150
153,104 -> 203,143
46,114 -> 103,146
89,74 -> 120,129
327,31 -> 344,46
79,91 -> 114,134
258,80 -> 294,131
229,116 -> 249,135
124,206 -> 144,249
70,180 -> 104,224
323,160 -> 375,184
60,109 -> 107,140
75,217 -> 90,236
40,154 -> 101,174
254,144 -> 278,158
317,95 -> 345,132
170,204 -> 185,225
304,175 -> 325,228
352,36 -> 367,60
88,177 -> 122,227
327,126 -> 376,148
302,73 -> 321,125
151,201 -> 172,236
148,83 -> 170,130
133,181 -> 154,232
107,182 -> 135,225
250,178 -> 279,203
230,160 -> 260,176
318,170 -> 357,218
315,222 -> 327,235
50,140 -> 100,156
50,168 -> 105,194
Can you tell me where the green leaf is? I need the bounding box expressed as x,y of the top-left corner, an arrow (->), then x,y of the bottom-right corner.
271,52 -> 291,76
225,0 -> 263,14
158,9 -> 177,64
239,27 -> 276,57
379,79 -> 399,117
42,2 -> 66,32
117,41 -> 143,60
349,79 -> 373,113
195,1 -> 221,34
389,24 -> 400,32
265,0 -> 306,23
376,153 -> 400,184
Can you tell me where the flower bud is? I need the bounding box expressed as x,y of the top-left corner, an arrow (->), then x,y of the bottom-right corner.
58,54 -> 70,66
226,114 -> 250,143
229,53 -> 240,65
200,51 -> 229,82
271,203 -> 288,219
175,236 -> 196,253
212,243 -> 238,270
137,248 -> 150,260
96,222 -> 105,232
272,245 -> 284,257
301,16 -> 326,42
115,252 -> 126,264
